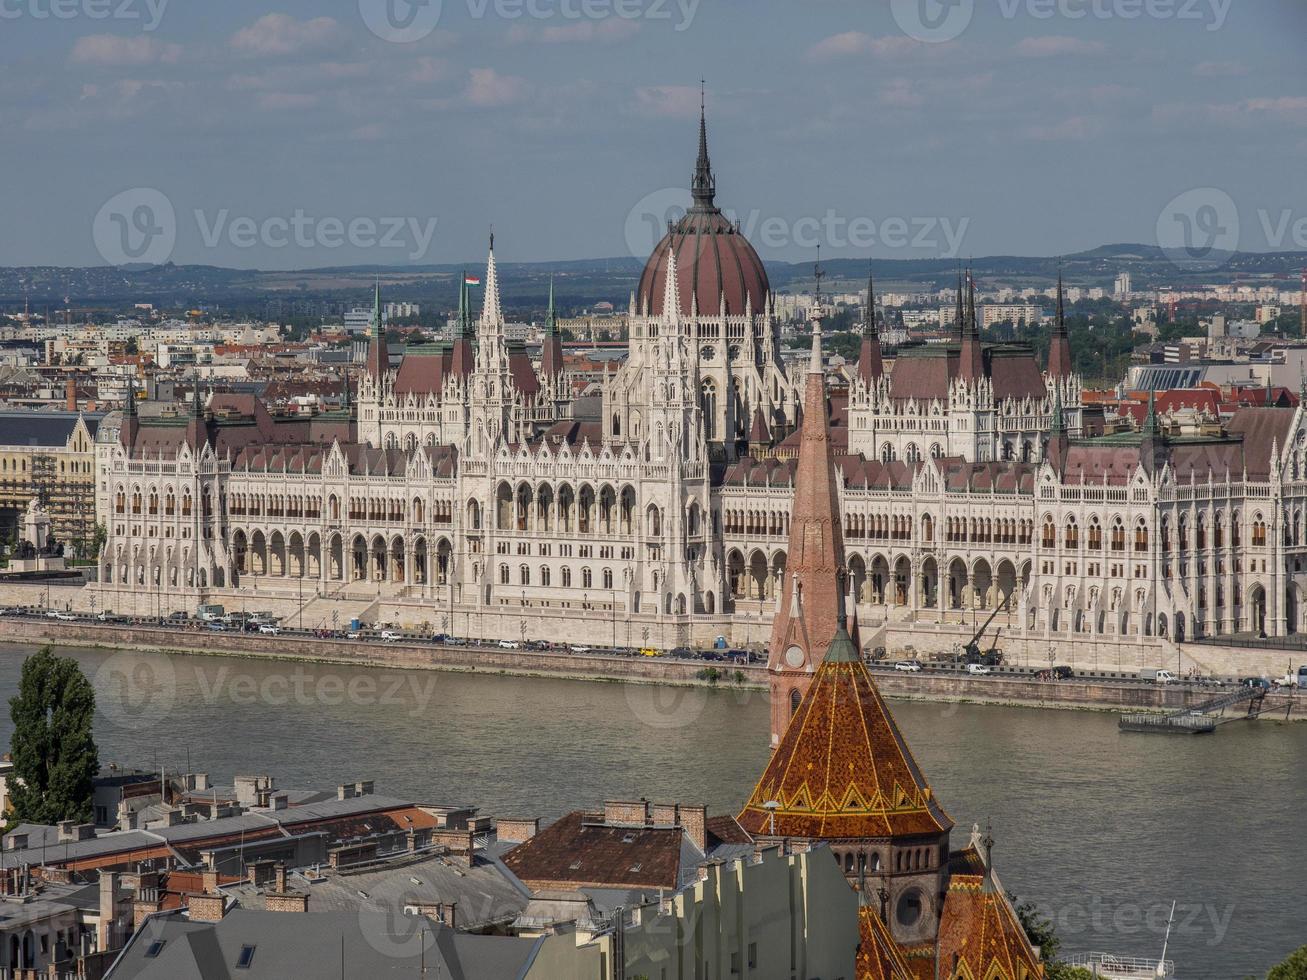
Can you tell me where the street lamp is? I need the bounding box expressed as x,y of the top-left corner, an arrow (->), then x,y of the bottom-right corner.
762,800 -> 780,837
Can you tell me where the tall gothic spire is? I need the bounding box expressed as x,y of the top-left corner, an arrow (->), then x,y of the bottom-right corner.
365,281 -> 387,378
959,269 -> 984,382
541,275 -> 565,378
764,255 -> 848,747
1046,385 -> 1068,473
481,234 -> 503,328
1048,264 -> 1074,379
955,272 -> 965,340
690,81 -> 717,212
858,262 -> 884,384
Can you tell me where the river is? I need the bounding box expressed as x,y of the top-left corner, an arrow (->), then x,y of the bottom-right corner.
0,643 -> 1300,978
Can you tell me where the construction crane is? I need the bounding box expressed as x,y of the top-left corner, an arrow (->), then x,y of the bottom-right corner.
959,592 -> 1012,665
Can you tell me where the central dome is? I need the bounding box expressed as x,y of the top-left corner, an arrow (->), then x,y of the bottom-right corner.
637,108 -> 770,318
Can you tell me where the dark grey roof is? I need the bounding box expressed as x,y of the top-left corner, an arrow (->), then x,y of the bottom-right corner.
0,411 -> 101,447
107,909 -> 545,980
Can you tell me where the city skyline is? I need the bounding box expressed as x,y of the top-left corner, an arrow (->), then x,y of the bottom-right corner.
2,1 -> 1305,268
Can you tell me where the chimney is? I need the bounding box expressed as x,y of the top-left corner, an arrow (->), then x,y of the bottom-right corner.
57,819 -> 77,843
98,872 -> 120,952
678,805 -> 707,854
187,893 -> 227,922
269,792 -> 288,811
438,902 -> 456,929
603,800 -> 649,826
496,818 -> 539,843
201,869 -> 220,894
355,780 -> 374,797
65,379 -> 76,412
273,864 -> 287,894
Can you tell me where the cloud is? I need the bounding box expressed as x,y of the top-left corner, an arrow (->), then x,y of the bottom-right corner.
1014,36 -> 1106,58
1193,61 -> 1248,78
1022,115 -> 1105,142
879,78 -> 924,109
634,85 -> 701,118
508,19 -> 640,43
255,92 -> 319,111
70,35 -> 183,67
465,68 -> 527,108
230,14 -> 344,58
408,57 -> 451,84
805,32 -> 931,62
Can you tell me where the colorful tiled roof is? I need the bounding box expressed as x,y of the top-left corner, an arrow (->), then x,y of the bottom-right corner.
936,874 -> 1044,980
857,906 -> 915,980
739,628 -> 953,840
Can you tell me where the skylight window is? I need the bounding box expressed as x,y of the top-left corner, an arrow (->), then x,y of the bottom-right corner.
236,945 -> 256,969
144,940 -> 166,958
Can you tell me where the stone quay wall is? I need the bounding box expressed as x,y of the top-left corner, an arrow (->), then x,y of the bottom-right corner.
2,618 -> 1300,722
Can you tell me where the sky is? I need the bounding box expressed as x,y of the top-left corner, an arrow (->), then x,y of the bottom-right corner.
2,0 -> 1305,269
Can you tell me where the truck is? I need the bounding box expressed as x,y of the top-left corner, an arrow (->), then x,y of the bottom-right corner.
1139,668 -> 1177,684
197,604 -> 225,622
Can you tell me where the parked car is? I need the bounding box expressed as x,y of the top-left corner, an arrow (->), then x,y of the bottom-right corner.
498,640 -> 520,649
894,660 -> 924,673
1240,676 -> 1272,690
258,624 -> 281,635
640,648 -> 661,658
669,647 -> 693,659
1139,668 -> 1177,684
206,621 -> 228,632
569,645 -> 591,653
965,663 -> 991,675
380,630 -> 402,643
51,611 -> 77,621
345,630 -> 363,640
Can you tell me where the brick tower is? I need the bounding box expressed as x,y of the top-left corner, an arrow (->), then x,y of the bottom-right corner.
765,289 -> 848,747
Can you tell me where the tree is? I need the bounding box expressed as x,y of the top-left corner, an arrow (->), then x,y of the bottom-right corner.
1269,945 -> 1307,980
7,647 -> 99,824
1009,892 -> 1095,980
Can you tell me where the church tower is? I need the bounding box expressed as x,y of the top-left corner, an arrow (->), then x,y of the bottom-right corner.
764,286 -> 847,747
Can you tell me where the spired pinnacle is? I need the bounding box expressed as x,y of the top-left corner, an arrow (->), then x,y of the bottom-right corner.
865,264 -> 877,337
691,81 -> 717,211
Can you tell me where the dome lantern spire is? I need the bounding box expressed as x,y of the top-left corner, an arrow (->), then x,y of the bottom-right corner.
691,80 -> 717,212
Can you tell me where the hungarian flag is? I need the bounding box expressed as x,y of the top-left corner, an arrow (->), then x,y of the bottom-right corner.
464,275 -> 481,286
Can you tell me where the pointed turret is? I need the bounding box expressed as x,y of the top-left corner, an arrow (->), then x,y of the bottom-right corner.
184,376 -> 207,451
119,377 -> 138,451
690,82 -> 717,212
662,246 -> 682,325
857,264 -> 884,385
443,275 -> 474,379
481,235 -> 503,328
541,275 -> 565,378
954,273 -> 965,340
764,274 -> 847,747
1048,267 -> 1073,379
740,612 -> 953,837
959,270 -> 984,382
1046,386 -> 1068,474
365,281 -> 387,378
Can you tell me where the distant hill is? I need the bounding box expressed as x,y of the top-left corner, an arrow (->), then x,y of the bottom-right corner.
3,245 -> 1304,314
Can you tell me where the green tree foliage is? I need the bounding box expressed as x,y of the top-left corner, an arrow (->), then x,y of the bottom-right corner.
1008,893 -> 1096,980
7,647 -> 99,824
1269,945 -> 1307,980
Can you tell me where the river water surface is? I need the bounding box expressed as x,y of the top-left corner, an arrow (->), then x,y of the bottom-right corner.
0,643 -> 1301,979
